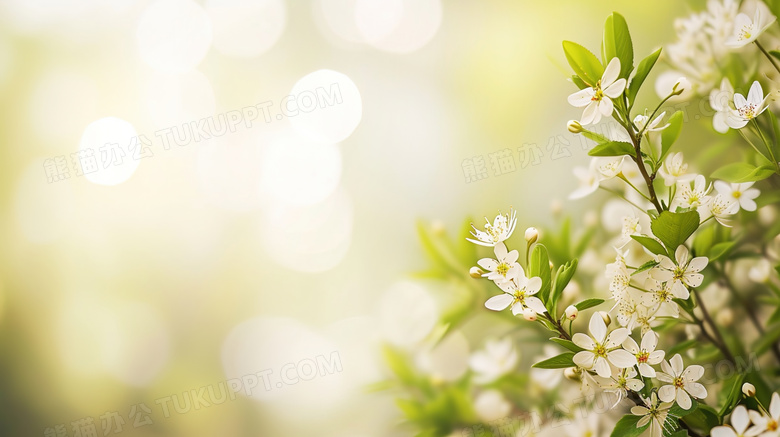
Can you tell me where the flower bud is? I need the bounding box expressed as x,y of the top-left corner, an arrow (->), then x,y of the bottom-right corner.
564,367 -> 580,381
567,120 -> 583,133
549,261 -> 554,271
672,77 -> 690,95
565,305 -> 578,320
525,227 -> 539,244
599,311 -> 611,327
469,266 -> 484,278
523,308 -> 537,321
743,382 -> 756,397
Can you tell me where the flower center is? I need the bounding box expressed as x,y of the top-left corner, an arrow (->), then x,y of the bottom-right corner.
595,344 -> 607,358
739,103 -> 757,119
739,25 -> 753,40
732,191 -> 742,198
769,420 -> 778,431
513,290 -> 526,305
673,377 -> 685,389
672,267 -> 685,282
496,262 -> 509,276
591,81 -> 604,101
637,351 -> 650,363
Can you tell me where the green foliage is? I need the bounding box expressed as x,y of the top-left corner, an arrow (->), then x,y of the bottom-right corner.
532,352 -> 575,369
549,337 -> 584,352
551,259 -> 578,314
529,244 -> 553,305
575,298 -> 605,311
628,48 -> 662,104
708,241 -> 737,262
602,12 -> 633,78
588,141 -> 635,157
650,211 -> 700,252
631,235 -> 668,256
711,162 -> 776,183
563,40 -> 604,86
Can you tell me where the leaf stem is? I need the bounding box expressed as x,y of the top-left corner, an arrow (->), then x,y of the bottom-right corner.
756,39 -> 780,76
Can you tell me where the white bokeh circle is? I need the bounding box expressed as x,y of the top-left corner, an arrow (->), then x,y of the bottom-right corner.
206,0 -> 286,58
288,69 -> 362,144
78,117 -> 140,186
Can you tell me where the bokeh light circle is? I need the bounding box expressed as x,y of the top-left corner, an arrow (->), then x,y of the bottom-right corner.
206,0 -> 286,58
78,117 -> 140,186
288,69 -> 362,144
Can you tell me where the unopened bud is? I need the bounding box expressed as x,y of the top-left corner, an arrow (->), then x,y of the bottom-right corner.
672,77 -> 690,95
743,382 -> 756,397
565,305 -> 578,320
523,308 -> 538,321
549,261 -> 554,271
599,311 -> 611,327
525,227 -> 539,244
469,266 -> 484,279
564,367 -> 580,381
567,120 -> 583,133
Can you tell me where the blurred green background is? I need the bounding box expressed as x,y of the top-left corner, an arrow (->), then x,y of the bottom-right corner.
0,1 -> 699,436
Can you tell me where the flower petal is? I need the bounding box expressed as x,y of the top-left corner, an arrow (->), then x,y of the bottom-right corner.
641,330 -> 659,351
485,294 -> 513,311
676,389 -> 692,410
658,385 -> 676,402
602,57 -> 621,87
572,333 -> 596,350
589,312 -> 607,343
573,350 -> 596,368
682,364 -> 704,382
670,354 -> 684,375
607,349 -> 637,368
594,356 -> 611,378
685,382 -> 707,399
525,296 -> 547,314
604,78 -> 627,98
568,88 -> 595,108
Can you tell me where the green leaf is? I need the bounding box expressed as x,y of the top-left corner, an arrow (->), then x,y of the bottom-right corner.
667,338 -> 698,356
603,12 -> 633,79
632,260 -> 660,276
551,259 -> 578,314
650,210 -> 700,252
718,373 -> 745,418
582,129 -> 611,144
693,224 -> 716,257
754,324 -> 780,356
575,298 -> 605,311
631,235 -> 669,256
532,352 -> 575,369
712,162 -> 776,183
682,404 -> 720,435
660,111 -> 684,161
588,141 -> 635,157
549,337 -> 584,352
563,40 -> 604,86
709,241 -> 736,262
628,48 -> 662,103
610,414 -> 649,437
529,244 -> 553,305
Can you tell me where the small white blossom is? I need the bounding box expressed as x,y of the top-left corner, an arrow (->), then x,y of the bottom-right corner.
634,111 -> 670,134
654,245 -> 708,299
748,392 -> 780,436
478,242 -> 521,284
568,58 -> 628,125
467,209 -> 518,247
473,390 -> 512,422
616,214 -> 641,248
726,81 -> 770,129
570,159 -> 600,200
573,313 -> 637,378
643,279 -> 684,317
711,405 -> 752,437
715,180 -> 760,211
710,78 -> 735,133
469,338 -> 519,384
725,7 -> 777,48
631,392 -> 675,437
657,353 -> 707,410
705,193 -> 740,226
596,367 -> 644,407
672,174 -> 712,210
485,266 -> 546,316
595,156 -> 626,180
622,331 -> 665,378
659,152 -> 697,187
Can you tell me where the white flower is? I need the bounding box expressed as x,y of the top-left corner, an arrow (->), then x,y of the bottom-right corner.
634,304 -> 659,336
657,353 -> 707,410
654,245 -> 709,299
595,156 -> 626,180
477,243 -> 520,284
725,7 -> 777,48
606,249 -> 631,302
469,338 -> 519,384
711,405 -> 752,437
622,331 -> 665,377
659,152 -> 697,187
572,313 -> 636,377
467,209 -> 518,247
642,279 -> 684,317
715,180 -> 760,211
672,174 -> 712,210
596,366 -> 644,407
631,392 -> 675,437
705,193 -> 740,226
570,159 -> 600,200
616,214 -> 641,248
634,111 -> 670,134
485,266 -> 546,315
726,81 -> 770,129
568,58 -> 628,125
749,258 -> 773,283
748,392 -> 780,436
710,78 -> 735,133
473,390 -> 512,422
